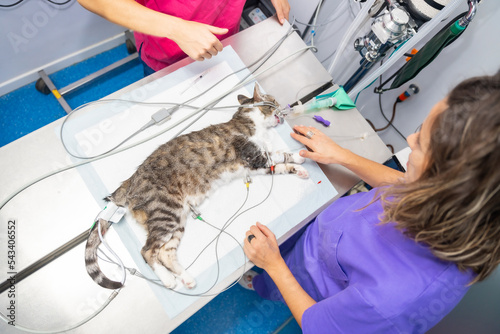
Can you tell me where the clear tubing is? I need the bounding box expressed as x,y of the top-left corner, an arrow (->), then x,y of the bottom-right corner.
326,0 -> 376,78
289,97 -> 336,116
348,0 -> 463,99
309,0 -> 324,51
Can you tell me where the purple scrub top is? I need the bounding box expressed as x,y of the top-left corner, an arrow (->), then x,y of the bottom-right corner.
253,188 -> 474,333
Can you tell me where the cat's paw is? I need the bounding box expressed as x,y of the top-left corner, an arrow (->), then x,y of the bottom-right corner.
153,264 -> 177,289
294,166 -> 309,179
292,152 -> 306,164
180,272 -> 197,289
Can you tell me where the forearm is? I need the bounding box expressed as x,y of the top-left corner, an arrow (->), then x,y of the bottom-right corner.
77,0 -> 179,39
291,126 -> 404,187
244,223 -> 316,327
267,259 -> 316,328
341,148 -> 404,187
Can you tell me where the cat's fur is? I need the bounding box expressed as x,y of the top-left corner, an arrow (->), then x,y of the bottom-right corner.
85,84 -> 308,290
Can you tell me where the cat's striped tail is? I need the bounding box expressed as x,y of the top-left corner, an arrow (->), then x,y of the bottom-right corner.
85,218 -> 124,290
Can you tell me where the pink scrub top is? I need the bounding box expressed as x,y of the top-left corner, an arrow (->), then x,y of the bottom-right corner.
134,0 -> 246,71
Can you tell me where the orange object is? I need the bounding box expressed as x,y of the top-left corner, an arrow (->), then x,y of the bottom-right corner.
406,48 -> 418,62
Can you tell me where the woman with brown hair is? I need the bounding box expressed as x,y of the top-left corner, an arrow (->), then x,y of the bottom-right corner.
244,71 -> 500,333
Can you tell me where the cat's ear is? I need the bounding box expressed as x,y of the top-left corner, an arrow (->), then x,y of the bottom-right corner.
253,83 -> 264,102
238,94 -> 250,105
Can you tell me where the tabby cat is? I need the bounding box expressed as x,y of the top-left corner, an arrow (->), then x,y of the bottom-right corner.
85,84 -> 308,290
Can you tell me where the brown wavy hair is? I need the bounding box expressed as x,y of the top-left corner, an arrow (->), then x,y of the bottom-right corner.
379,72 -> 500,284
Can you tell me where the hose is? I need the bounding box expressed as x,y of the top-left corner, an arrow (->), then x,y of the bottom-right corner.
326,0 -> 376,78
348,0 -> 463,99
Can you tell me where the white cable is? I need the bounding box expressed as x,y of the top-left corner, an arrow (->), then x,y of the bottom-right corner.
59,27 -> 297,160
228,45 -> 317,95
97,219 -> 126,285
312,0 -> 354,65
95,177 -> 272,297
309,0 -> 324,51
60,100 -> 278,159
326,0 -> 376,77
297,0 -> 350,49
0,291 -> 119,334
348,0 -> 463,98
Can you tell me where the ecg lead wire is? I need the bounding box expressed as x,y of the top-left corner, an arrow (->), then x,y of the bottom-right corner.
60,25 -> 297,160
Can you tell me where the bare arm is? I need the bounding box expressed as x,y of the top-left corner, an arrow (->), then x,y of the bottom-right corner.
291,125 -> 404,187
77,0 -> 228,61
244,223 -> 315,327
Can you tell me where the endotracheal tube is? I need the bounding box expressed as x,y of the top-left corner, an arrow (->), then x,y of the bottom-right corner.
277,97 -> 336,119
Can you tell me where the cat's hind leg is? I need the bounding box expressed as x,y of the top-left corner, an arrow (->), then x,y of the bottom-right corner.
141,237 -> 178,289
241,142 -> 309,179
250,163 -> 309,179
157,227 -> 197,289
273,163 -> 309,178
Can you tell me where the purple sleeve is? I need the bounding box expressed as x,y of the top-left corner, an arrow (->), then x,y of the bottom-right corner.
301,286 -> 398,334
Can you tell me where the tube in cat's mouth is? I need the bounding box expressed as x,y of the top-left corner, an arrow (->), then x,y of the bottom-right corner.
274,107 -> 287,125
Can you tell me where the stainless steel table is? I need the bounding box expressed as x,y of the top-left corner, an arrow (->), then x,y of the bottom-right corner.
0,18 -> 391,334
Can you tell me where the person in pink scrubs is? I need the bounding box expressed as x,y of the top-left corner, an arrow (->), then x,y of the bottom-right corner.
77,0 -> 290,74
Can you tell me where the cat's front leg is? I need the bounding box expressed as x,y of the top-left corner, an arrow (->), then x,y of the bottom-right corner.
269,151 -> 305,165
267,151 -> 308,178
247,151 -> 309,178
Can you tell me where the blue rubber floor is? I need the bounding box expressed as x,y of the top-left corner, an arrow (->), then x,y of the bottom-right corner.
0,44 -> 301,334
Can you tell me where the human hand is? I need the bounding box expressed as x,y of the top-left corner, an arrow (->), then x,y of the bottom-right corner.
290,125 -> 351,165
244,222 -> 284,272
171,20 -> 228,61
270,0 -> 290,25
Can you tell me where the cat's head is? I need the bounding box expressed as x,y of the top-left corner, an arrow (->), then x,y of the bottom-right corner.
236,84 -> 281,127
